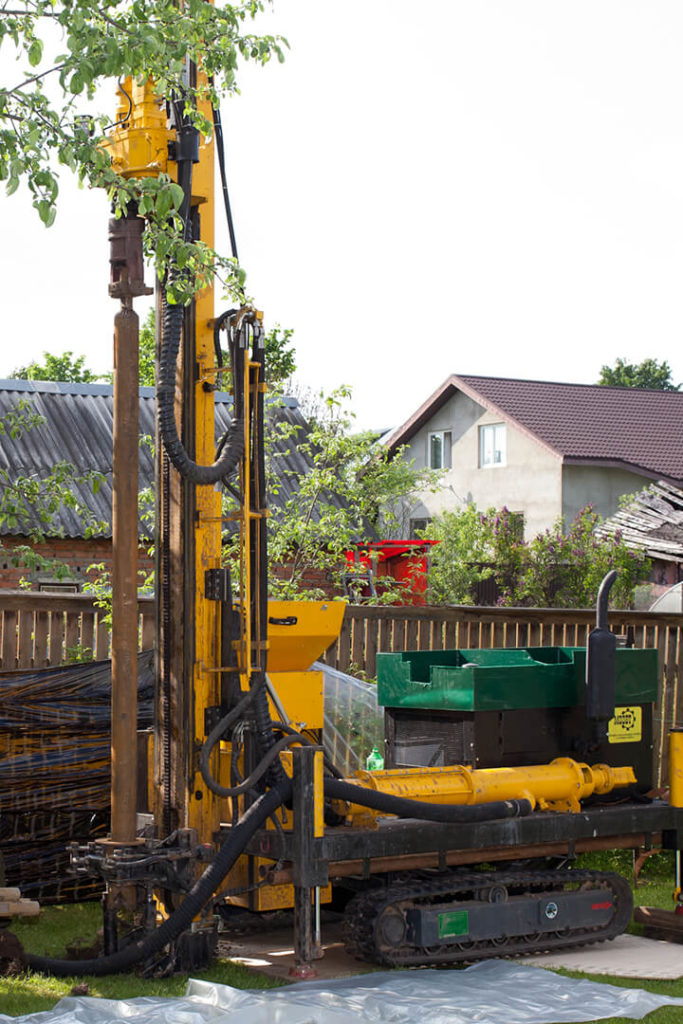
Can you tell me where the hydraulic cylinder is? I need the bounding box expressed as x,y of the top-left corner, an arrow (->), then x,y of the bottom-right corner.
339,757 -> 636,823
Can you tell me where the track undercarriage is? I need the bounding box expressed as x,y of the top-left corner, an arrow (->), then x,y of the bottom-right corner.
343,868 -> 633,967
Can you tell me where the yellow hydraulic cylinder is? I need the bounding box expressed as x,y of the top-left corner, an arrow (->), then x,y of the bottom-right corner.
338,757 -> 636,824
669,729 -> 683,906
670,729 -> 683,809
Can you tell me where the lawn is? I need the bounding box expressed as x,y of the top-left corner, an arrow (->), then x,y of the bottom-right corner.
1,849 -> 681,1023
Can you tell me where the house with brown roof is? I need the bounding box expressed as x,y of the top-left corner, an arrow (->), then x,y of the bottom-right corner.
385,375 -> 683,540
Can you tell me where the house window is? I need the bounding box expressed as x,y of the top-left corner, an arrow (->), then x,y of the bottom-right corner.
428,431 -> 451,470
479,423 -> 506,467
37,581 -> 81,594
410,517 -> 432,538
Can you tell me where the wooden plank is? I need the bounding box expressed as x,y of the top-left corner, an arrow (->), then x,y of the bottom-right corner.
95,614 -> 110,662
2,609 -> 17,670
405,615 -> 418,651
17,609 -> 34,669
492,619 -> 505,649
351,613 -> 365,672
33,611 -> 49,666
365,616 -> 379,679
378,614 -> 392,657
81,613 -> 95,660
141,610 -> 155,652
49,611 -> 65,666
337,611 -> 352,673
65,612 -> 80,660
528,619 -> 541,647
444,618 -> 456,650
434,614 -> 447,650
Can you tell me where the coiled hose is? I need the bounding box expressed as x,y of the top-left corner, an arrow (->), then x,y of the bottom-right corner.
157,300 -> 244,485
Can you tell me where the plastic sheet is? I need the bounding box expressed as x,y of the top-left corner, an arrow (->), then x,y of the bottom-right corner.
4,962 -> 683,1024
316,660 -> 382,775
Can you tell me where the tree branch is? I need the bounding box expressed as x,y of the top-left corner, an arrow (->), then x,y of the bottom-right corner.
6,62 -> 68,97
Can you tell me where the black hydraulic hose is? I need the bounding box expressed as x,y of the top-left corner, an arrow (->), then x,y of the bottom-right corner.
325,778 -> 533,824
200,731 -> 307,798
157,300 -> 244,484
201,718 -> 343,797
26,782 -> 290,978
27,777 -> 530,976
211,101 -> 239,261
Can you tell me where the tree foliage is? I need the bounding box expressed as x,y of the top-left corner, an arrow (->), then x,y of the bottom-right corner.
10,350 -> 104,382
422,505 -> 649,609
0,0 -> 285,303
223,387 -> 437,600
263,325 -> 296,387
597,357 -> 680,391
138,308 -> 156,387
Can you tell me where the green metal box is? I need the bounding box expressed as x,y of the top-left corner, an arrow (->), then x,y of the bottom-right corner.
378,646 -> 658,788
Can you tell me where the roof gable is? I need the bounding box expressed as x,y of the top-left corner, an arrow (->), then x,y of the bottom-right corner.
386,373 -> 683,482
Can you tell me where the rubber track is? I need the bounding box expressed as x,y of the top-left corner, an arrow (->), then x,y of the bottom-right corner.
342,869 -> 633,967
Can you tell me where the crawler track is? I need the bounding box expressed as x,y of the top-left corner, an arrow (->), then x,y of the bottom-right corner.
343,869 -> 633,967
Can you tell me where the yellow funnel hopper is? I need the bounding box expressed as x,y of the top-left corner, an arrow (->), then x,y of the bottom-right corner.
267,600 -> 345,672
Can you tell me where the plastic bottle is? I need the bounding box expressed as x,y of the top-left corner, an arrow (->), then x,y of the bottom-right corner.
366,745 -> 384,771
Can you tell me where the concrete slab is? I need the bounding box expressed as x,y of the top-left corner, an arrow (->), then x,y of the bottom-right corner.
218,925 -> 683,985
517,934 -> 683,980
217,922 -> 373,983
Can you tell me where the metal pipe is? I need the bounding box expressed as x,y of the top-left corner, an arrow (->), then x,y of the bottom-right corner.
111,301 -> 140,844
313,886 -> 322,958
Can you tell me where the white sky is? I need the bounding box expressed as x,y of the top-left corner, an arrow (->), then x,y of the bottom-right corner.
2,1 -> 683,431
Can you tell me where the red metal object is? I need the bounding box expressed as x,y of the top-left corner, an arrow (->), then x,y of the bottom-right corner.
345,539 -> 439,606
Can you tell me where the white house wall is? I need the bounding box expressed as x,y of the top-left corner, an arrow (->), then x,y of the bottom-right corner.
561,464 -> 650,527
399,392 -> 563,538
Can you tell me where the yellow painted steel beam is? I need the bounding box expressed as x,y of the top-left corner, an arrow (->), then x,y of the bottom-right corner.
188,74 -> 222,842
337,758 -> 636,824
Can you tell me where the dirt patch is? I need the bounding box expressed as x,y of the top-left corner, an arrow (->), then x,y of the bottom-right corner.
0,928 -> 27,975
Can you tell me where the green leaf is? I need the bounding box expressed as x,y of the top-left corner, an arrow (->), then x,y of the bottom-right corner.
28,39 -> 43,67
155,188 -> 172,218
37,199 -> 56,226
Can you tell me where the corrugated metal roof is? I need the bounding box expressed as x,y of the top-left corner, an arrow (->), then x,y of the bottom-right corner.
0,379 -> 333,539
386,373 -> 683,483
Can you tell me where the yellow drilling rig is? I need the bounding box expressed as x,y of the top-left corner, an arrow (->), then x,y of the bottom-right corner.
24,69 -> 683,978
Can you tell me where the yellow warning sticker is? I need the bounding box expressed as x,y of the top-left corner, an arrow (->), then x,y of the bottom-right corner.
608,706 -> 642,743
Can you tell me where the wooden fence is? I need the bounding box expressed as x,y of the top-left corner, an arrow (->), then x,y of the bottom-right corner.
1,592 -> 680,782
324,604 -> 683,786
0,591 -> 154,670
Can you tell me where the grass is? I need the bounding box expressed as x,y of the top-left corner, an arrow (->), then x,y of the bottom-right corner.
1,850 -> 681,1021
1,901 -> 283,1016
